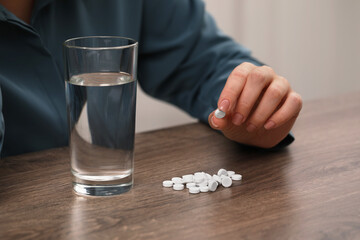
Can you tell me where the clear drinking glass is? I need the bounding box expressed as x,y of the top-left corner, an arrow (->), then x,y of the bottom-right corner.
63,36 -> 138,196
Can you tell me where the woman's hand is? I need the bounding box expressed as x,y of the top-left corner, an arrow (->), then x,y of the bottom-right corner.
208,62 -> 302,148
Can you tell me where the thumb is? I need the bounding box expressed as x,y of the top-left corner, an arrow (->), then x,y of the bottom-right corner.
208,110 -> 228,130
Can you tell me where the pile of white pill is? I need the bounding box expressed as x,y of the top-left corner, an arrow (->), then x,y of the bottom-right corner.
162,168 -> 242,194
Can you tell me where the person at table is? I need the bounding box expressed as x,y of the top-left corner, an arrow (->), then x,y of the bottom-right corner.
0,0 -> 302,157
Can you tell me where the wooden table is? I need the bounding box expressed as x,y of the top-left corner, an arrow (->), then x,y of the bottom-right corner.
1,92 -> 360,240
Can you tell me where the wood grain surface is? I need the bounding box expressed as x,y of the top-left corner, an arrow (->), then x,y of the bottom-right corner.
1,91 -> 360,240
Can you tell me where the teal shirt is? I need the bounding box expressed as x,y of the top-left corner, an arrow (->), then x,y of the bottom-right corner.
0,0 -> 292,157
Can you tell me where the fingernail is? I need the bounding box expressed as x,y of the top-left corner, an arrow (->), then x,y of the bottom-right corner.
246,123 -> 257,132
211,116 -> 219,128
232,113 -> 243,126
219,99 -> 230,112
264,120 -> 276,130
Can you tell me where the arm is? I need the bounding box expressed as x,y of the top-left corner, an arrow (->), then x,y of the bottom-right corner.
139,0 -> 301,148
139,0 -> 259,121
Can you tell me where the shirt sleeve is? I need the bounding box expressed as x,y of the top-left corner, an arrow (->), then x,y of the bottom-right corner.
139,0 -> 262,120
138,0 -> 293,148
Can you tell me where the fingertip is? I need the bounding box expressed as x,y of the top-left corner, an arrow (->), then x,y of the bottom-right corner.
218,99 -> 230,112
209,114 -> 228,130
264,120 -> 276,130
231,113 -> 244,126
210,115 -> 219,129
208,112 -> 217,128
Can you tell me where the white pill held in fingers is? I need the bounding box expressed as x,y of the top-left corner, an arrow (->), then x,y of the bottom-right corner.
221,176 -> 232,188
186,182 -> 196,188
189,187 -> 200,194
208,180 -> 218,192
200,186 -> 209,192
231,174 -> 242,181
215,109 -> 226,119
163,180 -> 173,187
171,177 -> 183,184
217,168 -> 228,176
173,183 -> 184,191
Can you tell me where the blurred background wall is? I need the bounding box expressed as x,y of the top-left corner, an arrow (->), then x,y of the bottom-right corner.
136,0 -> 360,133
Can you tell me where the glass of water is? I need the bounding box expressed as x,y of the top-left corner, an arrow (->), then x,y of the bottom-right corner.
63,36 -> 138,196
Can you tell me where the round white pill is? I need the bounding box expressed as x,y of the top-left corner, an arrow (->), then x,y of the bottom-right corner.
171,177 -> 183,184
194,172 -> 206,180
186,182 -> 196,188
227,171 -> 235,177
200,186 -> 209,192
162,180 -> 173,187
214,109 -> 226,119
182,174 -> 194,183
208,180 -> 218,192
173,183 -> 184,191
189,187 -> 200,194
217,168 -> 228,176
194,171 -> 204,176
221,176 -> 232,188
231,174 -> 242,181
212,174 -> 222,184
194,175 -> 204,183
205,173 -> 212,180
